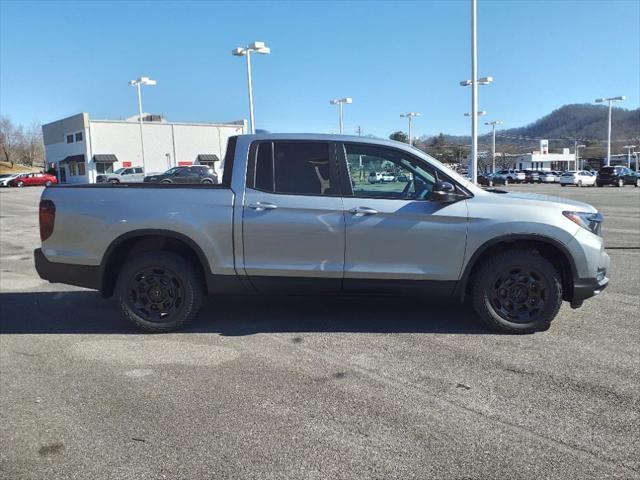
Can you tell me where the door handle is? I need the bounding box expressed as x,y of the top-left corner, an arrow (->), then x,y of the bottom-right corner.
248,202 -> 278,211
349,206 -> 379,216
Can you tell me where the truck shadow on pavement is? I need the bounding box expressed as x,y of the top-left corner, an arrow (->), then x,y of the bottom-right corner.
0,291 -> 494,335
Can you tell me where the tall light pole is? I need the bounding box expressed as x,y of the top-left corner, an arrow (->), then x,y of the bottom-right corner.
458,0 -> 493,184
623,145 -> 636,168
233,42 -> 271,134
400,112 -> 421,146
485,120 -> 503,173
330,98 -> 353,134
575,143 -> 586,170
129,76 -> 157,173
595,96 -> 625,166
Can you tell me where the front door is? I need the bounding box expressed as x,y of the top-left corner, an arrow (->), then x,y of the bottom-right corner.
339,142 -> 469,293
242,140 -> 345,292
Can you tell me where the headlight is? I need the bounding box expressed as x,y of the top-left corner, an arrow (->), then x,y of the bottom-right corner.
563,211 -> 603,235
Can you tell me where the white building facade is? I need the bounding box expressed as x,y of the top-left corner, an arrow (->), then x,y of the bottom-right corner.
510,140 -> 577,171
42,113 -> 246,184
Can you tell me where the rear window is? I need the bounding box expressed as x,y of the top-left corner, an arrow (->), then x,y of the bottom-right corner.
251,141 -> 334,196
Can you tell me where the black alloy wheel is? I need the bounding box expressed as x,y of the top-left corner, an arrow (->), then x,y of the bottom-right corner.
489,266 -> 549,324
126,266 -> 185,323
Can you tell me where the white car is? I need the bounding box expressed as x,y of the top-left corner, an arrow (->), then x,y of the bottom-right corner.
495,169 -> 525,184
560,170 -> 596,187
0,173 -> 22,187
540,171 -> 559,183
96,167 -> 145,184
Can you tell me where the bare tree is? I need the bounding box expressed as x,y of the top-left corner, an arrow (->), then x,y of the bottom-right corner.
0,116 -> 44,168
0,116 -> 21,168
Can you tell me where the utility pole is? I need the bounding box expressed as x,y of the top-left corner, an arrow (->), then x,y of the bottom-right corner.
623,145 -> 637,168
485,120 -> 503,173
357,126 -> 362,136
595,96 -> 625,166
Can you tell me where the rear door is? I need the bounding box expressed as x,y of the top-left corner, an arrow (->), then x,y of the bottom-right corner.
338,142 -> 468,292
241,140 -> 345,292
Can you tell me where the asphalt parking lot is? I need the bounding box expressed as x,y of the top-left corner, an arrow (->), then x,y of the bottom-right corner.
1,184 -> 638,480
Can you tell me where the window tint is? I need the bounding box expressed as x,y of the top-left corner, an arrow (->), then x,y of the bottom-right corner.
255,142 -> 274,191
344,144 -> 439,200
253,141 -> 332,196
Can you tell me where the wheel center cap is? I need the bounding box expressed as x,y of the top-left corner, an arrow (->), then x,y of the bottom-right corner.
509,285 -> 528,303
148,287 -> 165,301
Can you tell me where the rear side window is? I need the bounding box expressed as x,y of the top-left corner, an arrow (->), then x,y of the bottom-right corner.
252,141 -> 334,196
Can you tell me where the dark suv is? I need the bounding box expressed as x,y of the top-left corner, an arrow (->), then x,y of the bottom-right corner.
144,166 -> 219,185
596,166 -> 639,187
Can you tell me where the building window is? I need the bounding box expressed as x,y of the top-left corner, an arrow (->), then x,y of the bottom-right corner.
66,134 -> 74,144
95,163 -> 114,174
77,162 -> 86,176
69,163 -> 77,176
75,132 -> 83,142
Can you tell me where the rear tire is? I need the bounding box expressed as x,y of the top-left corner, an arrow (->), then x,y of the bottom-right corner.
116,252 -> 204,333
471,250 -> 562,334
17,181 -> 24,188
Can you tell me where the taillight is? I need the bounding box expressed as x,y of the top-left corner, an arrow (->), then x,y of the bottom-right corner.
39,199 -> 55,241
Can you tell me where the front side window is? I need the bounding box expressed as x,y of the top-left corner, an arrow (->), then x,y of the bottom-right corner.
344,143 -> 440,200
252,141 -> 333,196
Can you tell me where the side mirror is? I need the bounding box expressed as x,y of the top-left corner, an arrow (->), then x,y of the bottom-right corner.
429,181 -> 462,203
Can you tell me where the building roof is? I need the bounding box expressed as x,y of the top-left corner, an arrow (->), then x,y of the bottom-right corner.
59,155 -> 85,163
197,154 -> 220,163
93,154 -> 118,163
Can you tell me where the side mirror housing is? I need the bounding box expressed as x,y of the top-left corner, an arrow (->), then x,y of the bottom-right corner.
429,181 -> 463,203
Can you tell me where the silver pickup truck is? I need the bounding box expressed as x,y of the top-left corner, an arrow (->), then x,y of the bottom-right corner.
35,134 -> 609,333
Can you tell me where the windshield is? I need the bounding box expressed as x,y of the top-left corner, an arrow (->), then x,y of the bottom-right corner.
165,167 -> 181,175
114,168 -> 126,174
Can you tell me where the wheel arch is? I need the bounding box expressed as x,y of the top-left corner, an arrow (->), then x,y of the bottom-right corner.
456,234 -> 578,303
99,229 -> 211,298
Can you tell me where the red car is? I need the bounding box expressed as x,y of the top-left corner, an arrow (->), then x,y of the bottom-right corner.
9,173 -> 58,187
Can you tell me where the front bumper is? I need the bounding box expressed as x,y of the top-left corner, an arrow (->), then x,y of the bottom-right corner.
34,248 -> 101,290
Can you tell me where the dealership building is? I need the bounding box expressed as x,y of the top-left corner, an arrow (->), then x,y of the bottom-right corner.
42,113 -> 246,184
508,140 -> 577,171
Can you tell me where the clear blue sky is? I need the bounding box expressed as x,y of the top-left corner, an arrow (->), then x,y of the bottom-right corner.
1,0 -> 638,138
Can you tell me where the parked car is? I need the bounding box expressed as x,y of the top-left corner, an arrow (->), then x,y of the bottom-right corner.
539,171 -> 559,183
522,170 -> 541,183
495,169 -> 525,184
559,170 -> 596,187
596,166 -> 639,187
0,173 -> 23,187
96,167 -> 145,184
477,173 -> 506,187
35,134 -> 609,335
380,172 -> 396,182
144,165 -> 219,184
8,172 -> 57,187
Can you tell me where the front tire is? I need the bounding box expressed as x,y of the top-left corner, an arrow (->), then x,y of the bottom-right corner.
116,252 -> 204,333
577,180 -> 582,187
617,179 -> 624,187
471,250 -> 562,334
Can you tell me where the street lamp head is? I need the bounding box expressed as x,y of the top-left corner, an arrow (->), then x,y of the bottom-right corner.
255,47 -> 271,55
129,76 -> 156,87
465,111 -> 487,117
459,80 -> 472,86
401,112 -> 421,118
612,96 -> 625,101
330,98 -> 352,105
249,41 -> 265,50
484,120 -> 503,126
232,47 -> 246,56
595,98 -> 606,103
477,76 -> 494,85
343,97 -> 353,104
